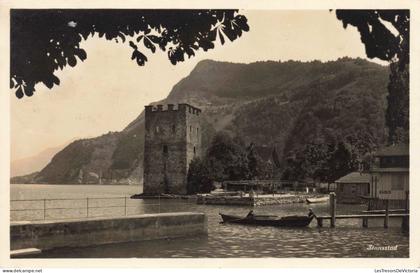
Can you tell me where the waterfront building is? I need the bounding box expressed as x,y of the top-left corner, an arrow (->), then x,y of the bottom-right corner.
143,103 -> 202,195
335,172 -> 371,204
370,144 -> 409,208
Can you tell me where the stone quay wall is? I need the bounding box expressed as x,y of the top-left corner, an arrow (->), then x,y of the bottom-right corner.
11,212 -> 207,251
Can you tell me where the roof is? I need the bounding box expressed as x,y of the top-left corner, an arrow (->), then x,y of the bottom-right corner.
376,144 -> 409,156
335,172 -> 371,184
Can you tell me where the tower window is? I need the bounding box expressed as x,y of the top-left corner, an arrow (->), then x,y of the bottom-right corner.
197,127 -> 199,136
194,146 -> 196,155
172,124 -> 176,133
155,126 -> 160,133
190,125 -> 192,132
163,145 -> 168,154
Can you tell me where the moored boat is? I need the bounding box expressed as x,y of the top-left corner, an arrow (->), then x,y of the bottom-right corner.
219,213 -> 314,227
306,196 -> 329,203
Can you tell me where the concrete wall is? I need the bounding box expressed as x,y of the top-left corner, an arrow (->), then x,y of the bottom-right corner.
143,104 -> 201,195
11,212 -> 207,251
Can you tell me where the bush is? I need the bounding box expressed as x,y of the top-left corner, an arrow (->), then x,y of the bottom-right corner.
187,158 -> 214,194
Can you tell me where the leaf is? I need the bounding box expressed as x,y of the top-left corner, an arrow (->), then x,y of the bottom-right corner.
43,77 -> 54,89
233,15 -> 249,32
57,57 -> 65,70
52,74 -> 60,85
10,78 -> 14,89
129,41 -> 137,50
222,25 -> 236,42
105,32 -> 113,40
148,35 -> 160,43
15,86 -> 24,99
131,50 -> 137,60
68,55 -> 77,67
136,35 -> 143,43
144,37 -> 156,53
24,84 -> 34,97
208,29 -> 217,41
218,30 -> 225,45
81,32 -> 89,40
159,39 -> 167,51
75,48 -> 87,61
185,47 -> 195,58
198,39 -> 214,51
168,50 -> 177,65
135,51 -> 148,66
118,32 -> 126,43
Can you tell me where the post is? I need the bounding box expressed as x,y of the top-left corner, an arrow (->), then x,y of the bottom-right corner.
124,196 -> 127,216
86,197 -> 89,218
272,182 -> 275,196
330,192 -> 336,227
43,199 -> 46,220
402,191 -> 409,231
362,217 -> 368,228
158,193 -> 161,214
384,199 -> 389,228
317,218 -> 323,227
363,199 -> 371,227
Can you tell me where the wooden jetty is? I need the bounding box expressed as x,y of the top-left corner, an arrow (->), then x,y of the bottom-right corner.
316,213 -> 409,228
316,193 -> 409,229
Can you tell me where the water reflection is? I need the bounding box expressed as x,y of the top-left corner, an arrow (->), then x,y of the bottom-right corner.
37,199 -> 409,258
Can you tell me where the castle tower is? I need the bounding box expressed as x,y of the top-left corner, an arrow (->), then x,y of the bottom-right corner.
143,103 -> 202,195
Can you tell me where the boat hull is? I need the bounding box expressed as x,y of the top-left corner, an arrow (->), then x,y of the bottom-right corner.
306,196 -> 329,203
219,213 -> 313,227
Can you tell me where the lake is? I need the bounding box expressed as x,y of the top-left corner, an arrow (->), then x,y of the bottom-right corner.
10,184 -> 409,258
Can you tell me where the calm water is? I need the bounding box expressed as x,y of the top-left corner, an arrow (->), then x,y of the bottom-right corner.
11,184 -> 409,258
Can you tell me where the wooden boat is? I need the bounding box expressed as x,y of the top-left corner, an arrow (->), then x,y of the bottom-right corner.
306,196 -> 329,203
219,213 -> 314,227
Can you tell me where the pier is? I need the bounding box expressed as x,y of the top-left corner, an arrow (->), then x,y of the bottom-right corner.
315,213 -> 409,228
316,193 -> 409,229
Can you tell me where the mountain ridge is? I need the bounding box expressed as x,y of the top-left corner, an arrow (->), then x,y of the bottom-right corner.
15,57 -> 389,185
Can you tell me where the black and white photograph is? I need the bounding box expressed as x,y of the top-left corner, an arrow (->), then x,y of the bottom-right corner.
1,2 -> 418,269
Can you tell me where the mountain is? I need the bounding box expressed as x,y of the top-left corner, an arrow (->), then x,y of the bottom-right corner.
28,57 -> 389,185
11,142 -> 72,177
10,171 -> 40,184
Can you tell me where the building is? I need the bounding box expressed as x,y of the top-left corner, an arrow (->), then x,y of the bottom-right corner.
335,172 -> 371,204
143,103 -> 202,195
371,144 -> 409,205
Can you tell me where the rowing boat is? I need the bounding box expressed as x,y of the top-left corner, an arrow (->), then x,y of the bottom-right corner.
305,196 -> 329,203
219,213 -> 314,227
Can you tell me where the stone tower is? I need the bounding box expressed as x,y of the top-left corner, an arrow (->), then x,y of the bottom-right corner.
143,103 -> 202,195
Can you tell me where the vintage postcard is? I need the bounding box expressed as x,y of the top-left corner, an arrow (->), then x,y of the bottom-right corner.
0,0 -> 419,270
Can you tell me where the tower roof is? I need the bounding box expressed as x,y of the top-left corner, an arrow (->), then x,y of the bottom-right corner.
335,172 -> 370,184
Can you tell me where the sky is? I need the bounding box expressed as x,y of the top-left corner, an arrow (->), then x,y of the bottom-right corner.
10,10 -> 386,161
